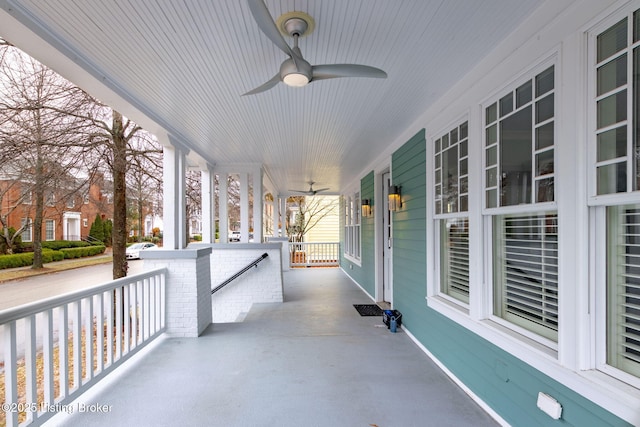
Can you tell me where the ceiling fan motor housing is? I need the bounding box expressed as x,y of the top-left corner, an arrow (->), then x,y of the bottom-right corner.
280,55 -> 312,85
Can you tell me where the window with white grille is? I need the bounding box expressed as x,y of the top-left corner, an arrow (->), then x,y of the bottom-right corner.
434,121 -> 470,304
592,6 -> 640,384
485,66 -> 555,208
45,219 -> 55,241
484,62 -> 558,341
20,218 -> 32,242
344,193 -> 361,261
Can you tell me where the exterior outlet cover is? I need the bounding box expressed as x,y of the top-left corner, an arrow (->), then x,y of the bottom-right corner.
537,392 -> 562,420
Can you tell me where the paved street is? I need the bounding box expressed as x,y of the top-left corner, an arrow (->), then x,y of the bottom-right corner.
0,260 -> 146,310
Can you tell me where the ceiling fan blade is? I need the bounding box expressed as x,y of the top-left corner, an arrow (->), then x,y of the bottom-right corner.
247,0 -> 296,59
313,188 -> 330,193
242,73 -> 281,96
311,64 -> 387,81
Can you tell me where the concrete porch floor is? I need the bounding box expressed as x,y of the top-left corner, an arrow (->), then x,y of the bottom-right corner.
57,268 -> 499,427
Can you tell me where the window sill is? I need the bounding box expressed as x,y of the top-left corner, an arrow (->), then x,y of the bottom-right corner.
343,253 -> 361,267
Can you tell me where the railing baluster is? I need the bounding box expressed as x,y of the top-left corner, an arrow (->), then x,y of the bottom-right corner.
131,281 -> 138,349
115,286 -> 122,360
59,305 -> 69,399
160,274 -> 166,329
24,316 -> 37,424
42,309 -> 54,407
150,276 -> 156,335
72,301 -> 81,391
96,293 -> 104,374
3,322 -> 18,427
84,297 -> 93,381
124,283 -> 130,354
106,290 -> 114,367
143,278 -> 149,340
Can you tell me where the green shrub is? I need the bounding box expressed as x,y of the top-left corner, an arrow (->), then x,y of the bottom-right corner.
0,253 -> 33,269
103,219 -> 112,246
41,240 -> 91,250
60,245 -> 106,259
89,214 -> 104,243
41,249 -> 65,262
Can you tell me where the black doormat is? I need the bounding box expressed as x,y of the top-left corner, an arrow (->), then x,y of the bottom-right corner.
353,304 -> 383,316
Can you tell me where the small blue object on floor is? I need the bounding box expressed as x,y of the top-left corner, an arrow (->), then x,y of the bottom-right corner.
383,309 -> 402,330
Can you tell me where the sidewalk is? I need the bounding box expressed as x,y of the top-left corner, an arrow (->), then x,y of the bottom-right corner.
0,249 -> 113,283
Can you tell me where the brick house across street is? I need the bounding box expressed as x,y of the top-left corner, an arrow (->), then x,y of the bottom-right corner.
0,169 -> 113,243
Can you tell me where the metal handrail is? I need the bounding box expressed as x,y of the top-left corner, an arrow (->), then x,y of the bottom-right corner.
211,252 -> 269,295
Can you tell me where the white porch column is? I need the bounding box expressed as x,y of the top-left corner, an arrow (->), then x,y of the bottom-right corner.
252,167 -> 263,242
163,141 -> 188,249
280,196 -> 287,237
201,166 -> 214,244
218,172 -> 228,243
239,173 -> 249,243
272,195 -> 280,237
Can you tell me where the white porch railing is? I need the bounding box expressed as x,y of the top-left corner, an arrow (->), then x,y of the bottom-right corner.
289,242 -> 339,267
0,268 -> 167,427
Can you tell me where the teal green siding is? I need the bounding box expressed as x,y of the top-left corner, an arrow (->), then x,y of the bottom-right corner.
339,130 -> 628,425
391,129 -> 428,332
387,130 -> 629,426
340,171 -> 375,297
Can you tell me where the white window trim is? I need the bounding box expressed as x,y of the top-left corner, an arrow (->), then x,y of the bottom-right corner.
45,219 -> 55,241
21,218 -> 32,242
586,1 -> 640,393
343,192 -> 362,265
423,7 -> 640,422
428,118 -> 471,312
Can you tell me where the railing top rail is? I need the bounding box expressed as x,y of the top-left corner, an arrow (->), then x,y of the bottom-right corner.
288,241 -> 340,245
0,267 -> 168,325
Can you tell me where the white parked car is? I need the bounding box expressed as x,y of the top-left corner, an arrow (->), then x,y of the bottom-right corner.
126,242 -> 157,259
229,231 -> 241,242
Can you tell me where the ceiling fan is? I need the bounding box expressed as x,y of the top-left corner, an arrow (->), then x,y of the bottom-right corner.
289,181 -> 330,196
243,0 -> 388,96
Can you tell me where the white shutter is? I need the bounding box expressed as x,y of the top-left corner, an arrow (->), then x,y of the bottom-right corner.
608,206 -> 640,376
494,212 -> 558,341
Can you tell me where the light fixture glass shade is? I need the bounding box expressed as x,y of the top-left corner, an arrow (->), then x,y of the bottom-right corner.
361,199 -> 372,217
388,186 -> 401,211
283,72 -> 310,87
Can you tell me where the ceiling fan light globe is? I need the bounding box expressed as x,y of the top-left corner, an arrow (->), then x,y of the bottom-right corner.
283,72 -> 309,87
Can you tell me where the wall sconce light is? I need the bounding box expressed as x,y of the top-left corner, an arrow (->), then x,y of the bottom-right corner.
388,185 -> 402,211
361,199 -> 372,217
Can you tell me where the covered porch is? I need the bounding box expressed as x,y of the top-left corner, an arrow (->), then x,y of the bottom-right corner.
53,268 -> 497,427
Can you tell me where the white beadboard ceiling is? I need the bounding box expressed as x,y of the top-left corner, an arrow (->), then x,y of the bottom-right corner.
0,0 -> 542,195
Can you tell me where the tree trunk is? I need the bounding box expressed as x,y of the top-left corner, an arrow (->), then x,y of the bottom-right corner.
137,197 -> 143,242
112,111 -> 128,279
32,132 -> 44,269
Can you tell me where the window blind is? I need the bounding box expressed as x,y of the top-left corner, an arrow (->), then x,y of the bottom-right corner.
494,213 -> 558,340
608,206 -> 640,376
441,219 -> 469,303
